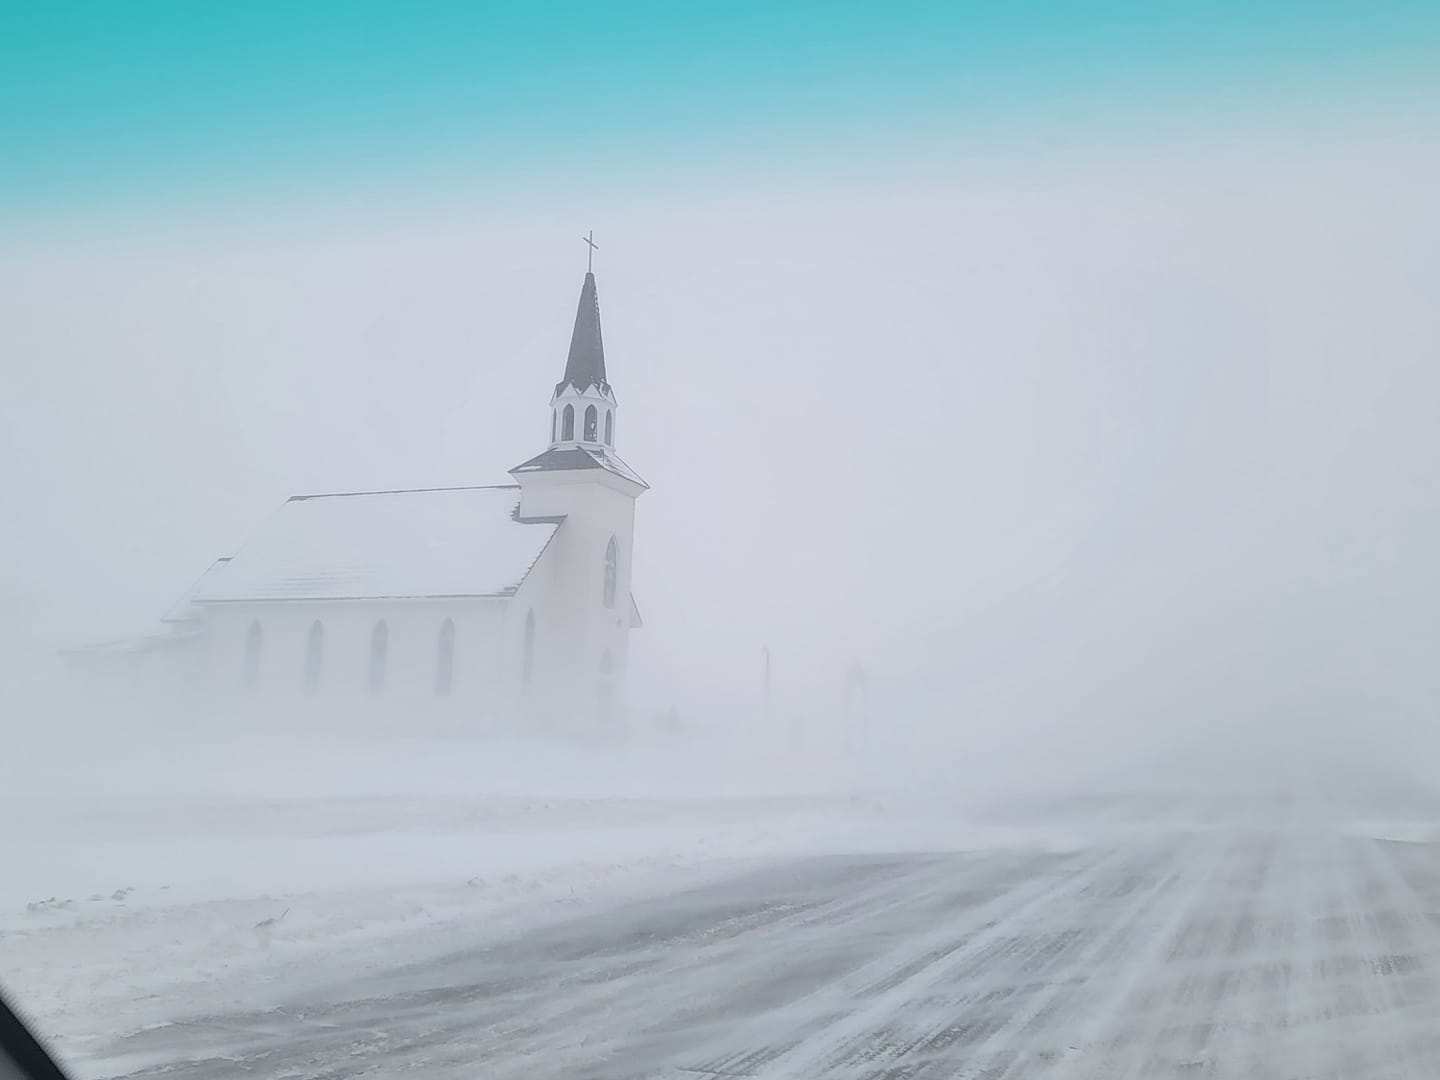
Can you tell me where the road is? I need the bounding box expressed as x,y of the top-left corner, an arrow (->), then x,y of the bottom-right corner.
86,791 -> 1440,1080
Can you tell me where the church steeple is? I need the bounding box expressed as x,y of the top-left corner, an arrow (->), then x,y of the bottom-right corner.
511,243 -> 647,491
557,271 -> 608,396
544,261 -> 619,452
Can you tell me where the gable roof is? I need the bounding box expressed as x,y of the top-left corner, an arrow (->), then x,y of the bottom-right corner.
509,446 -> 648,489
191,485 -> 561,603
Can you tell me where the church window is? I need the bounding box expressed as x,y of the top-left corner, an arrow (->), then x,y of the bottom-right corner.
561,404 -> 575,440
551,410 -> 557,442
584,404 -> 598,442
604,410 -> 613,446
243,621 -> 262,691
522,609 -> 535,692
603,536 -> 618,609
368,619 -> 388,694
435,618 -> 455,696
304,620 -> 324,693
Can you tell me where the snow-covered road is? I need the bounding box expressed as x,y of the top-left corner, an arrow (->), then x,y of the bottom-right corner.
72,790 -> 1440,1080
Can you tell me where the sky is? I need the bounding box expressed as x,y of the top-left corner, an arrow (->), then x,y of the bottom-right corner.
4,1 -> 1439,216
3,2 -> 1440,773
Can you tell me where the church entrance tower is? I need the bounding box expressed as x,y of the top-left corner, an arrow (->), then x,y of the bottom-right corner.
510,245 -> 647,728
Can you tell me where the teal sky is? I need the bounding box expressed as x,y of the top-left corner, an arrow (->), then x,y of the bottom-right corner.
3,1 -> 1439,215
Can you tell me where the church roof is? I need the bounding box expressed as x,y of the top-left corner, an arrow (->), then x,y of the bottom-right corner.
191,485 -> 561,603
556,271 -> 610,396
509,446 -> 648,489
62,627 -> 204,656
161,556 -> 233,622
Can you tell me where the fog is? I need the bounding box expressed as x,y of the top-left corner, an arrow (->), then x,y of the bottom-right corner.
3,121 -> 1440,795
9,6 -> 1440,1072
10,75 -> 1440,1080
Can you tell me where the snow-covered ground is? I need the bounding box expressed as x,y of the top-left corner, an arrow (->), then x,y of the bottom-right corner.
0,724 -> 1076,1072
11,724 -> 1437,1079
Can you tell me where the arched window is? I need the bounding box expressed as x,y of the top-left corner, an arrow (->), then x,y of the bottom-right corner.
561,404 -> 575,440
604,410 -> 613,446
303,620 -> 324,693
435,618 -> 455,697
368,619 -> 388,694
243,621 -> 262,691
522,609 -> 536,692
551,410 -> 557,442
603,536 -> 618,609
583,404 -> 598,442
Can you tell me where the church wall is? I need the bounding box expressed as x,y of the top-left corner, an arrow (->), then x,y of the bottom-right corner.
513,477 -> 639,729
200,598 -> 522,724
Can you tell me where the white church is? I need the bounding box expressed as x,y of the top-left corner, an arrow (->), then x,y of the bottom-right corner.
67,263 -> 648,729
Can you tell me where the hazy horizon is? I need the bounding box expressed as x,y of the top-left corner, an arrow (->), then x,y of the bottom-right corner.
4,2 -> 1440,783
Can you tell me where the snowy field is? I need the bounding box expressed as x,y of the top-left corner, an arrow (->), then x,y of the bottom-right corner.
6,727 -> 1440,1079
0,724 -> 1044,1076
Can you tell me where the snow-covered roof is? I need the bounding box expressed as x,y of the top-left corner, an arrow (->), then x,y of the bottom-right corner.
192,485 -> 561,603
509,446 -> 648,489
62,627 -> 202,655
161,557 -> 233,623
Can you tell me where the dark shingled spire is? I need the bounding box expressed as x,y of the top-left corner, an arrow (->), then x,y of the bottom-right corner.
556,272 -> 608,395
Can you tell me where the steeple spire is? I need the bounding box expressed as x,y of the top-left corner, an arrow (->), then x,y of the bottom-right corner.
557,269 -> 608,395
513,249 -> 645,488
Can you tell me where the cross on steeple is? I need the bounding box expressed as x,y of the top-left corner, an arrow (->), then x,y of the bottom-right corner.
582,230 -> 599,273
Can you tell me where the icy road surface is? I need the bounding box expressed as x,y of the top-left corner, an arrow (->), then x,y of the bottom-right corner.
83,791 -> 1440,1080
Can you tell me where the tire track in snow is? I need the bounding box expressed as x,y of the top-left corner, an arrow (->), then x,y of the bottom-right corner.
1295,831 -> 1440,1078
725,838 -> 1163,1079
1252,832 -> 1436,1080
1025,823 -> 1233,1080
1055,801 -> 1440,1080
869,833 -> 1207,1080
1138,827 -> 1277,1078
1201,810 -> 1314,1079
1233,829 -> 1425,1080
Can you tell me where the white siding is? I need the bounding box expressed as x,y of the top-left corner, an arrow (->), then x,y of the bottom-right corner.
511,470 -> 640,728
203,599 -> 509,721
